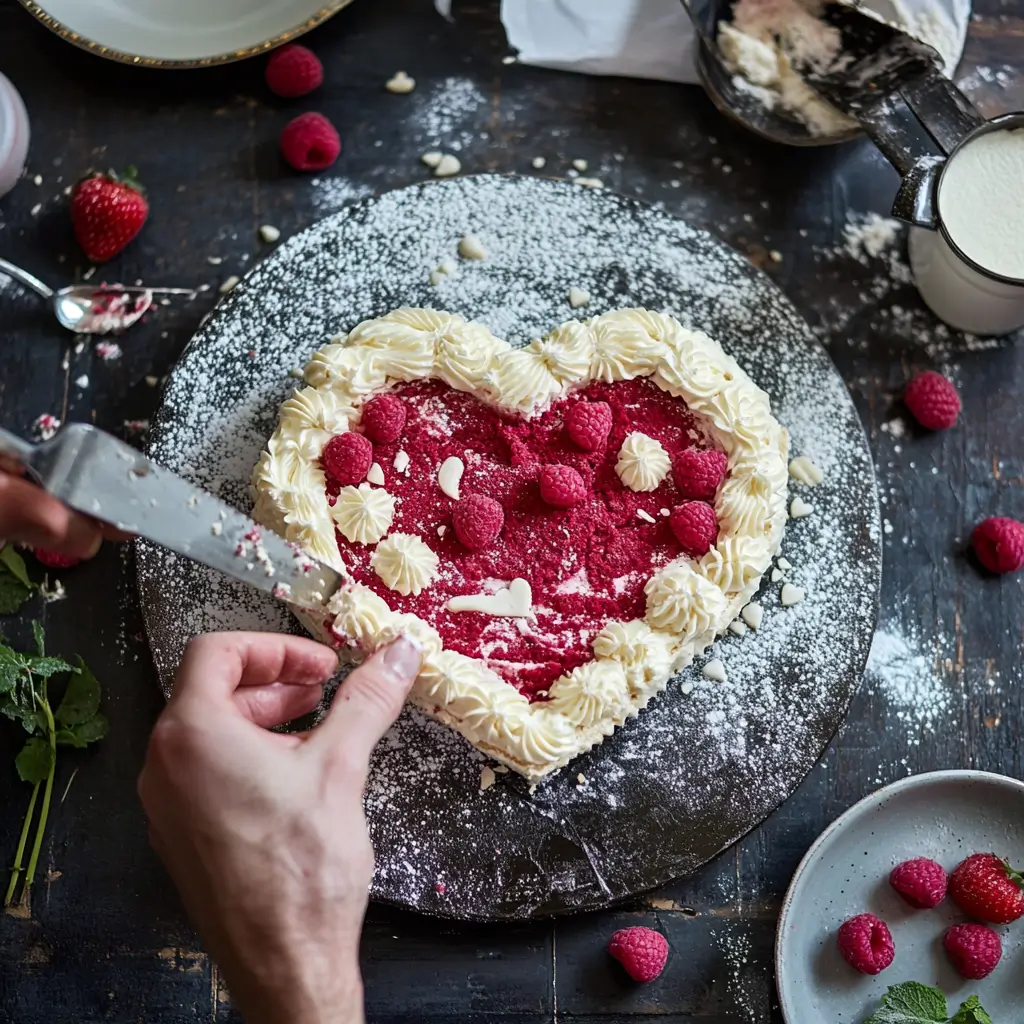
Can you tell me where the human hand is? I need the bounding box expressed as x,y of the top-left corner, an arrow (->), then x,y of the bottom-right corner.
0,461 -> 124,559
137,631 -> 423,1024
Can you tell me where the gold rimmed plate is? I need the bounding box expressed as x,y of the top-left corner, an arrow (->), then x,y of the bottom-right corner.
19,0 -> 355,69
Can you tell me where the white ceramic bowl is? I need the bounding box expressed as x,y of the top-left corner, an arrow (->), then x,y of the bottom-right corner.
19,0 -> 355,67
777,771 -> 1024,1023
0,73 -> 30,200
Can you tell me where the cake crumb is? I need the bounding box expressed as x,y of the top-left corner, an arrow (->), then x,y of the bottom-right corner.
458,234 -> 487,261
790,497 -> 814,518
568,286 -> 590,309
434,154 -> 462,178
789,455 -> 824,486
703,658 -> 728,683
741,601 -> 763,630
385,70 -> 416,94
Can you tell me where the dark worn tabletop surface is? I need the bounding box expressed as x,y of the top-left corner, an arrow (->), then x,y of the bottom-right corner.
0,1 -> 1021,1021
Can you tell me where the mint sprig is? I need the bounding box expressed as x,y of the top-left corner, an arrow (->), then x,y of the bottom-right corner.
865,984 -> 993,1024
1,624 -> 107,910
0,545 -> 36,614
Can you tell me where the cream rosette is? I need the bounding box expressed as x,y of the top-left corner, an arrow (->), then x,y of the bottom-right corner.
253,308 -> 789,781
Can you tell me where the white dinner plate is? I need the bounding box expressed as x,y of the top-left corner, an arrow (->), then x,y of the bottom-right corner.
777,771 -> 1024,1023
19,0 -> 355,67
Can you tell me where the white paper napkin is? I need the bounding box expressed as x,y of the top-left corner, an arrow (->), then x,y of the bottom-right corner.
435,0 -> 972,85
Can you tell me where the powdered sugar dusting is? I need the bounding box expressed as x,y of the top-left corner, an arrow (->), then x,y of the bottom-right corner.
139,176 -> 879,919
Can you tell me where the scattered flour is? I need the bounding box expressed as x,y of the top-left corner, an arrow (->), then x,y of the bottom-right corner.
310,178 -> 375,214
863,623 -> 952,741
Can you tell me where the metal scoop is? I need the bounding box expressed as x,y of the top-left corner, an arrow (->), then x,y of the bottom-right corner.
797,1 -> 984,225
0,258 -> 192,334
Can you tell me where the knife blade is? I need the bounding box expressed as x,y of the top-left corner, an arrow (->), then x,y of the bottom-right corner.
0,423 -> 343,612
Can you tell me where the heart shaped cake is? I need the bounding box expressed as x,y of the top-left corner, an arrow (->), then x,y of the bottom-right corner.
252,308 -> 789,780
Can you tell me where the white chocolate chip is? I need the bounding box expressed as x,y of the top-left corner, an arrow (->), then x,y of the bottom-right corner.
771,568 -> 783,582
680,680 -> 694,695
479,766 -> 496,791
421,151 -> 443,168
393,450 -> 410,473
385,70 -> 416,94
659,508 -> 670,517
531,156 -> 546,169
576,773 -> 587,785
437,455 -> 464,499
790,497 -> 814,519
636,509 -> 657,524
568,286 -> 590,308
574,177 -> 604,188
259,224 -> 281,243
366,462 -> 385,486
458,234 -> 487,260
789,456 -> 824,487
741,602 -> 763,630
729,620 -> 748,636
448,578 -> 532,617
572,158 -> 588,172
703,659 -> 727,683
219,275 -> 240,293
780,583 -> 806,607
437,525 -> 446,537
777,556 -> 792,570
434,154 -> 461,177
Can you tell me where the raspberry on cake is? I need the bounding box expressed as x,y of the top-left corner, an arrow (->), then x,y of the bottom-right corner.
253,308 -> 789,781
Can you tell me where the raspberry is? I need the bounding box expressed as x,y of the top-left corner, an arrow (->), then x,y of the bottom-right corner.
903,370 -> 961,430
944,923 -> 1002,979
539,464 -> 587,509
452,494 -> 504,551
836,914 -> 895,975
607,926 -> 669,982
566,400 -> 613,451
322,433 -> 372,486
672,448 -> 727,501
361,395 -> 407,445
889,857 -> 947,909
32,547 -> 81,569
669,501 -> 719,557
265,45 -> 323,98
279,113 -> 341,172
971,517 -> 1024,574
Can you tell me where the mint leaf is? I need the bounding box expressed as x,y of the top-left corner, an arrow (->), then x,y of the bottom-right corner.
2,702 -> 45,734
56,714 -> 108,748
15,737 -> 53,784
31,621 -> 44,657
864,982 -> 948,1024
0,573 -> 33,615
951,996 -> 993,1024
28,656 -> 76,679
0,546 -> 33,589
55,658 -> 100,727
0,644 -> 25,695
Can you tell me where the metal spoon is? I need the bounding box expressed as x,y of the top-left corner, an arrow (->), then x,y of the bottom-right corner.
0,257 -> 193,334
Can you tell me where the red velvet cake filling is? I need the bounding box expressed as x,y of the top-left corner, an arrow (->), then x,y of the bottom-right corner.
325,377 -> 719,697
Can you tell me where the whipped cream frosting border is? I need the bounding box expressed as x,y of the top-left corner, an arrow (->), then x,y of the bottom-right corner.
252,307 -> 789,781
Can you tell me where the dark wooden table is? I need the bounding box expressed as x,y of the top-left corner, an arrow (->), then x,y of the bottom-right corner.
0,1 -> 1021,1020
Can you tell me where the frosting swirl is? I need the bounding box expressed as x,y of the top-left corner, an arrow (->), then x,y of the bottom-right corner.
547,660 -> 631,730
331,483 -> 396,544
615,432 -> 671,492
644,563 -> 729,638
592,619 -> 674,693
370,533 -> 439,596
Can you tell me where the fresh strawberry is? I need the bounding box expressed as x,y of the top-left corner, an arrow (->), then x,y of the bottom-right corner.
71,168 -> 149,263
949,853 -> 1024,924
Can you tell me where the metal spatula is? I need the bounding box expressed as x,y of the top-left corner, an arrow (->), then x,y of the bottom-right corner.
0,422 -> 341,612
797,0 -> 984,224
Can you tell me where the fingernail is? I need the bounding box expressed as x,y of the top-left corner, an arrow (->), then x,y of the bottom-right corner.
382,634 -> 423,680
